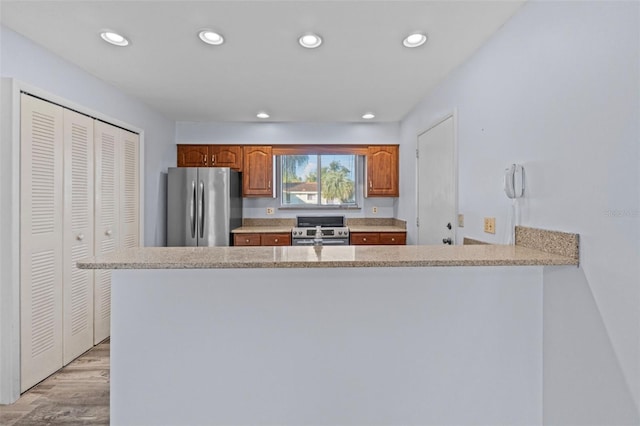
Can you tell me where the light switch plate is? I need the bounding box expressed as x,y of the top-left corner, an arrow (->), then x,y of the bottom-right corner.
484,217 -> 496,234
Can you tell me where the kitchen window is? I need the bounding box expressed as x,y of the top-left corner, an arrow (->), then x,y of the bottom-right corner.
281,154 -> 358,208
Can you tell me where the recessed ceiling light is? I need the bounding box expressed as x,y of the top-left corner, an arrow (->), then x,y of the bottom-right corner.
362,113 -> 375,120
100,31 -> 129,47
402,32 -> 427,48
198,30 -> 224,45
256,112 -> 270,119
298,33 -> 322,49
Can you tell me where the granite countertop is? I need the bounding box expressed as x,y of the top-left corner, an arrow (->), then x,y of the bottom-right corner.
77,244 -> 578,270
232,226 -> 293,234
233,218 -> 407,234
233,225 -> 407,233
348,225 -> 407,233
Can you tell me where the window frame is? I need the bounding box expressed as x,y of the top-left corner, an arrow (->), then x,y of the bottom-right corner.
275,145 -> 365,210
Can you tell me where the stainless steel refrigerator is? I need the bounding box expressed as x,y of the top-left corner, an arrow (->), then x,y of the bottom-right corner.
167,167 -> 242,246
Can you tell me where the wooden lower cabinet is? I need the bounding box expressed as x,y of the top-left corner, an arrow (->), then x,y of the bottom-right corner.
234,233 -> 291,246
234,234 -> 261,246
350,232 -> 406,245
379,233 -> 406,245
350,233 -> 380,245
261,233 -> 291,246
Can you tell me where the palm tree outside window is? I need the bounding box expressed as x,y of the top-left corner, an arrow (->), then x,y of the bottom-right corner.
281,154 -> 357,207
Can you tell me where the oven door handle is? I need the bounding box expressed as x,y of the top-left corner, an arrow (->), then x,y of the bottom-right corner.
318,239 -> 349,245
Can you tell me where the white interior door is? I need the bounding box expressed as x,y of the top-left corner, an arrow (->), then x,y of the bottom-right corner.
94,121 -> 119,344
62,109 -> 94,365
20,94 -> 64,391
417,115 -> 456,245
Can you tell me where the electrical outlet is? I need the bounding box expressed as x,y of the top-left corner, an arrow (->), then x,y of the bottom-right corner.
266,207 -> 275,215
458,214 -> 464,228
484,217 -> 496,234
372,207 -> 378,214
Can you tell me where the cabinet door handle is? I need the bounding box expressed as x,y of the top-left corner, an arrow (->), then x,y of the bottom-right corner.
105,229 -> 112,237
76,233 -> 85,241
245,239 -> 250,243
268,180 -> 271,189
363,237 -> 367,242
274,238 -> 279,243
391,238 -> 395,242
369,180 -> 372,189
211,154 -> 216,165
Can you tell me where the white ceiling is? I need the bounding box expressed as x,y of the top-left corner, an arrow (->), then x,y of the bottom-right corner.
1,1 -> 525,122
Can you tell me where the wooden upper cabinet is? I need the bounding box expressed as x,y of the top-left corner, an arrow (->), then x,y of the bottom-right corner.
177,145 -> 208,167
177,145 -> 243,170
366,145 -> 399,197
210,145 -> 243,171
176,143 -> 398,198
242,146 -> 273,197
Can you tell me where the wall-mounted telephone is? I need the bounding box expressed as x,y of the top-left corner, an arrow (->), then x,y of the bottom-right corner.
504,164 -> 525,199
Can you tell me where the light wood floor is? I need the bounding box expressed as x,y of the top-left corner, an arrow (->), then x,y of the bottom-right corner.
0,339 -> 110,425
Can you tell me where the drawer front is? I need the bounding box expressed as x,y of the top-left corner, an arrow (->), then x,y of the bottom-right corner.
380,232 -> 406,245
234,234 -> 261,246
350,233 -> 380,245
261,233 -> 291,246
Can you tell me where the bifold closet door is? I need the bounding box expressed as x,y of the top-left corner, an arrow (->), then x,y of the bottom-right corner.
94,121 -> 120,344
20,94 -> 64,391
120,129 -> 140,249
94,124 -> 140,344
62,109 -> 95,365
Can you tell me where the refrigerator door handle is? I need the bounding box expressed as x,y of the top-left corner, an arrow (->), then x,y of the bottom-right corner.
190,180 -> 196,238
199,180 -> 205,239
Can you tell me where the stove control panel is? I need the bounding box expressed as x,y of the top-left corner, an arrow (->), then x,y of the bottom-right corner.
292,227 -> 349,238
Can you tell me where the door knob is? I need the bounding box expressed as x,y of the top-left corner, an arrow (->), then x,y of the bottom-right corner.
446,222 -> 452,230
442,237 -> 452,245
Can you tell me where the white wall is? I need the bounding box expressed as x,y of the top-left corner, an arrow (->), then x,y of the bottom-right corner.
112,266 -> 543,425
0,25 -> 175,247
0,25 -> 175,403
176,121 -> 401,219
399,1 -> 640,423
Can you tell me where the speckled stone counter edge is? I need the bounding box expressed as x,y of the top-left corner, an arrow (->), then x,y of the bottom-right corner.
237,217 -> 407,233
346,218 -> 406,228
241,217 -> 407,228
77,245 -> 578,270
515,226 -> 580,262
242,218 -> 296,227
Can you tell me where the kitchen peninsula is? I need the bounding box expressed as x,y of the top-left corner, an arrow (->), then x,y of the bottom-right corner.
78,227 -> 578,426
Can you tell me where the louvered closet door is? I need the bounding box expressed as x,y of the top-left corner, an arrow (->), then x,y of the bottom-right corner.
62,109 -> 94,365
20,94 -> 64,391
94,121 -> 119,344
120,130 -> 140,250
